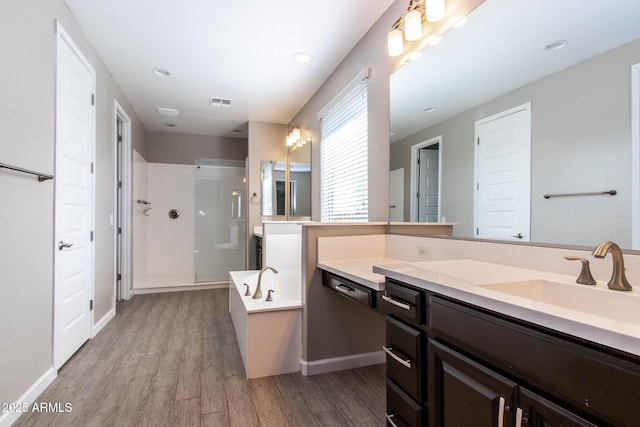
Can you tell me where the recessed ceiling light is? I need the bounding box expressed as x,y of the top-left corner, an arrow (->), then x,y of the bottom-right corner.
164,123 -> 176,127
293,52 -> 313,63
545,40 -> 568,51
156,107 -> 179,116
424,107 -> 436,112
152,68 -> 171,77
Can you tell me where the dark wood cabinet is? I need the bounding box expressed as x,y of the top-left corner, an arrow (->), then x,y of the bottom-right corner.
383,279 -> 428,426
430,339 -> 517,427
382,279 -> 640,427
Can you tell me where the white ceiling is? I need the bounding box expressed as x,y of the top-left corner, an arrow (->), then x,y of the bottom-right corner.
63,0 -> 395,139
390,0 -> 640,143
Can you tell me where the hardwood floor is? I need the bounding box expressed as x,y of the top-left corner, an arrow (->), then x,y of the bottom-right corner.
14,289 -> 386,427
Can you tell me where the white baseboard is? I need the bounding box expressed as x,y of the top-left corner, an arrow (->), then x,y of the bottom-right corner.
134,282 -> 228,295
91,305 -> 115,338
0,367 -> 57,427
300,350 -> 385,376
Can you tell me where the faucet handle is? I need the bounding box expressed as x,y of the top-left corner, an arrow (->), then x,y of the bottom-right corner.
243,283 -> 252,296
564,256 -> 597,285
266,289 -> 275,302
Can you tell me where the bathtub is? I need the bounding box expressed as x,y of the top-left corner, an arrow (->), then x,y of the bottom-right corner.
228,270 -> 303,379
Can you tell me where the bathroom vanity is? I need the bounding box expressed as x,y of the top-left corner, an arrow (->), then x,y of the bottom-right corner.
374,260 -> 640,427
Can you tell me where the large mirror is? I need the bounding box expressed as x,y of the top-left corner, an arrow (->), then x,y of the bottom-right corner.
261,141 -> 311,219
389,0 -> 640,249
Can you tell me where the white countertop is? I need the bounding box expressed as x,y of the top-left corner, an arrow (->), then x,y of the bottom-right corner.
317,257 -> 403,291
372,259 -> 640,357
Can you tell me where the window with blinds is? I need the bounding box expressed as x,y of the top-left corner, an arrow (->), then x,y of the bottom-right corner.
319,69 -> 368,223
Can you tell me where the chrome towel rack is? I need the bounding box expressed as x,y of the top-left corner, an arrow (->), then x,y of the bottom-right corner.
0,162 -> 53,182
543,189 -> 616,199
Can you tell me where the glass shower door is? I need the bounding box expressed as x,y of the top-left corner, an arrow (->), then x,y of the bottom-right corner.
194,159 -> 246,283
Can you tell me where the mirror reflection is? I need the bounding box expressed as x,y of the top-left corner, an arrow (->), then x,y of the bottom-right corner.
260,140 -> 312,219
389,0 -> 640,249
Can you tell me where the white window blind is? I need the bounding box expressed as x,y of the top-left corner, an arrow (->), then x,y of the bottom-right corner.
319,69 -> 369,223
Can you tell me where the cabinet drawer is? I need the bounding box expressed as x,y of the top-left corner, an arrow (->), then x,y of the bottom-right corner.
383,280 -> 425,325
321,270 -> 375,308
385,316 -> 425,401
429,295 -> 640,426
386,378 -> 423,427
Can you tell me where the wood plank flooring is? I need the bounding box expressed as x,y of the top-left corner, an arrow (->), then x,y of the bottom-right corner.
14,289 -> 386,427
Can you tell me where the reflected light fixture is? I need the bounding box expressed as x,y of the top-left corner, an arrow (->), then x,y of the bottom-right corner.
285,127 -> 311,150
388,0 -> 446,57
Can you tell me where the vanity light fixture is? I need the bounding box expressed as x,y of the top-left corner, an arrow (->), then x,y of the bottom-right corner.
388,0 -> 446,56
285,127 -> 311,150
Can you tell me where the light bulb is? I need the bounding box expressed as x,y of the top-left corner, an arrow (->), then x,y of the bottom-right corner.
387,29 -> 404,56
426,0 -> 445,22
404,10 -> 422,41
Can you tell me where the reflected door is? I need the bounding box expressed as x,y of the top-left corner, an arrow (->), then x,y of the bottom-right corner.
474,103 -> 531,242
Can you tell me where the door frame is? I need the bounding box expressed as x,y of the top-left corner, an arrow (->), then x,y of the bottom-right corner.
114,101 -> 133,300
54,21 -> 96,368
410,136 -> 442,222
632,63 -> 640,249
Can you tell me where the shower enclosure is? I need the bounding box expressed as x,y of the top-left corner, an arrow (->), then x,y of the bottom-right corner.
194,158 -> 246,282
132,158 -> 246,291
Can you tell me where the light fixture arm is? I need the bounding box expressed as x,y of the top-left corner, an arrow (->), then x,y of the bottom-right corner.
391,0 -> 425,29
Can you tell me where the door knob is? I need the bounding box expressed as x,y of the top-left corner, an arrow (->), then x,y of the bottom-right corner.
511,233 -> 525,239
58,241 -> 74,250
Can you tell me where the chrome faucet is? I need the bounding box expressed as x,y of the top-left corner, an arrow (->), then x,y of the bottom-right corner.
253,266 -> 278,299
592,241 -> 633,291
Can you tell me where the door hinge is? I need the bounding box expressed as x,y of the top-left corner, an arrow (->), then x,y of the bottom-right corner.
90,231 -> 94,242
117,273 -> 122,281
90,299 -> 94,311
477,183 -> 479,191
117,135 -> 123,143
477,137 -> 480,145
118,227 -> 122,235
117,181 -> 122,189
91,94 -> 95,106
91,162 -> 94,174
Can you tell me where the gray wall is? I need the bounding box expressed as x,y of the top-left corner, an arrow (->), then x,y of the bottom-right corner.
391,38 -> 640,248
289,1 -> 409,222
1,0 -> 146,409
146,131 -> 247,164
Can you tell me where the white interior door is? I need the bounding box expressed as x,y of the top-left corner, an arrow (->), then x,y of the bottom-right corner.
474,103 -> 531,241
389,168 -> 404,221
54,22 -> 96,368
418,148 -> 440,222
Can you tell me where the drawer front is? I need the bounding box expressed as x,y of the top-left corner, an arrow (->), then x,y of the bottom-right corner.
321,270 -> 374,308
385,316 -> 424,400
386,378 -> 423,427
383,280 -> 425,325
429,295 -> 640,426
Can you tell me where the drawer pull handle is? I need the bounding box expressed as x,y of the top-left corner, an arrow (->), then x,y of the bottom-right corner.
497,396 -> 505,427
382,295 -> 412,311
382,345 -> 412,368
515,407 -> 523,427
334,283 -> 354,294
385,413 -> 399,427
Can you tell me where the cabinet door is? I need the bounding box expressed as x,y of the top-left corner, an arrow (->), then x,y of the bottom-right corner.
430,339 -> 517,427
518,388 -> 597,427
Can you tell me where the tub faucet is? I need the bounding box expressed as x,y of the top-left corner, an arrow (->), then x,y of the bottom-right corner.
592,241 -> 633,291
253,266 -> 278,299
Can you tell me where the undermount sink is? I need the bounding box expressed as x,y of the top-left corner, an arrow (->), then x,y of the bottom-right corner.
476,279 -> 640,325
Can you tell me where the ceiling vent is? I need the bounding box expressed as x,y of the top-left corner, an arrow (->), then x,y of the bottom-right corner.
209,97 -> 232,107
